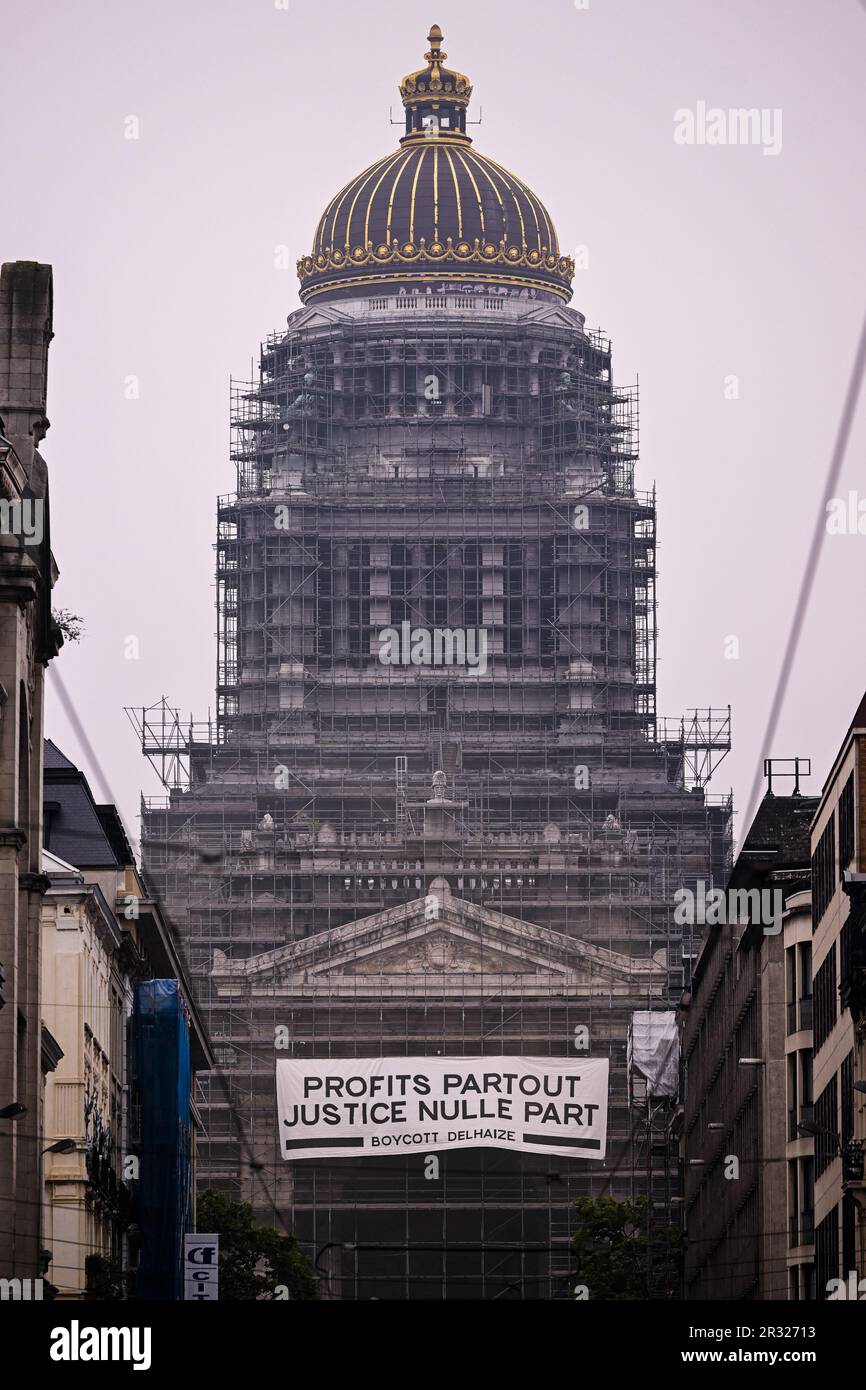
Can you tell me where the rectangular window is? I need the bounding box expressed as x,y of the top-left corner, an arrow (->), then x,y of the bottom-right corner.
799,940 -> 813,1030
786,947 -> 797,1034
815,1074 -> 838,1177
801,1050 -> 813,1111
801,1157 -> 815,1246
843,1194 -> 857,1276
813,949 -> 837,1052
815,1206 -> 839,1297
839,772 -> 855,877
811,817 -> 836,928
839,911 -> 866,1013
841,1051 -> 854,1144
788,1158 -> 799,1246
787,1053 -> 799,1140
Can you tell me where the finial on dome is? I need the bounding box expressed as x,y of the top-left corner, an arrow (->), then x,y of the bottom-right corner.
425,24 -> 446,68
399,23 -> 473,141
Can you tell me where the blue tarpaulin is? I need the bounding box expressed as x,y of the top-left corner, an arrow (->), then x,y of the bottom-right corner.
133,980 -> 192,1299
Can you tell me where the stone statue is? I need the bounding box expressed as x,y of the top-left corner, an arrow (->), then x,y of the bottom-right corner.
284,370 -> 317,422
556,370 -> 578,413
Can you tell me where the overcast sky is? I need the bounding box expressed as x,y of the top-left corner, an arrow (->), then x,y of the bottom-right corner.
3,0 -> 865,847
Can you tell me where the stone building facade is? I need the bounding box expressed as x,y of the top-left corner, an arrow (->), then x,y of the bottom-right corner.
41,740 -> 214,1298
0,261 -> 62,1281
810,696 -> 866,1296
139,29 -> 730,1298
680,788 -> 816,1299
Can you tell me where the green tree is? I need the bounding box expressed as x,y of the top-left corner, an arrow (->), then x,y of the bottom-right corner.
196,1189 -> 319,1300
571,1194 -> 681,1300
84,1253 -> 126,1300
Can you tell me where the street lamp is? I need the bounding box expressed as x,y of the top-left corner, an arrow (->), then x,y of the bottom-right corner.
43,1138 -> 76,1155
797,1123 -> 865,1183
844,1142 -> 866,1183
0,1102 -> 27,1119
796,1120 -> 833,1144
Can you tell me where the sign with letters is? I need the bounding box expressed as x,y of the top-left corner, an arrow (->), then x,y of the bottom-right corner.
277,1056 -> 608,1161
184,1233 -> 219,1301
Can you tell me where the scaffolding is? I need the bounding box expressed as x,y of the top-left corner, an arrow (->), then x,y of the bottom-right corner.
134,292 -> 731,1299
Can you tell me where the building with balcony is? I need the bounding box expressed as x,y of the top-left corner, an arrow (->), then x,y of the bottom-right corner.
810,696 -> 866,1296
783,886 -> 816,1298
40,741 -> 213,1298
680,783 -> 816,1299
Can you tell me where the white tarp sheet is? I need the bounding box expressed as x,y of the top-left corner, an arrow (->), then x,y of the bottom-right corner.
277,1055 -> 609,1161
628,1011 -> 679,1097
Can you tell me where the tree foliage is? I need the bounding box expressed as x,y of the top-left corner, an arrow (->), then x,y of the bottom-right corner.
571,1194 -> 681,1300
52,607 -> 84,643
84,1253 -> 126,1300
196,1189 -> 319,1300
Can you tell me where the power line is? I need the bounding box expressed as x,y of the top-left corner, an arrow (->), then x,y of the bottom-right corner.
742,305 -> 866,835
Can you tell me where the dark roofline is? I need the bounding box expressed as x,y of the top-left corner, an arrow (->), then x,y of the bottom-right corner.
43,739 -> 119,867
847,691 -> 866,738
730,793 -> 819,876
96,804 -> 135,868
136,899 -> 214,1071
43,737 -> 77,770
817,688 -> 866,804
689,792 -> 819,988
42,742 -> 211,1066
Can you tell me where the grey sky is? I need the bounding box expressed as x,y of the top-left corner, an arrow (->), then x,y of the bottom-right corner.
3,0 -> 865,843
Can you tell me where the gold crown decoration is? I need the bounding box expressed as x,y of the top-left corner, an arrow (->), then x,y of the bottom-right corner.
297,237 -> 575,299
297,26 -> 573,305
400,24 -> 473,108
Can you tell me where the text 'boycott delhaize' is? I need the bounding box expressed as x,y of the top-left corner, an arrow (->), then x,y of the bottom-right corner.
277,1056 -> 609,1160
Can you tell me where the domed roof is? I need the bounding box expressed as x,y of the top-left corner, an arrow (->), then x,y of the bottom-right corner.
297,26 -> 573,306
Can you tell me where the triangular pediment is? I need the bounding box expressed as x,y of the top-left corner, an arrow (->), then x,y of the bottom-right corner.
343,926 -> 528,976
521,304 -> 583,331
212,885 -> 667,999
285,304 -> 350,333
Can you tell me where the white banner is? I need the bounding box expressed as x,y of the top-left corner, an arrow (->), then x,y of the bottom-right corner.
276,1056 -> 608,1161
183,1234 -> 219,1301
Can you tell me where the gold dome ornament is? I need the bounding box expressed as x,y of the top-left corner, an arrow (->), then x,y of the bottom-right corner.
400,24 -> 473,119
297,26 -> 574,304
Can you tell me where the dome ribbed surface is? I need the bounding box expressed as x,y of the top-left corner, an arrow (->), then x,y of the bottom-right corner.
298,140 -> 572,303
